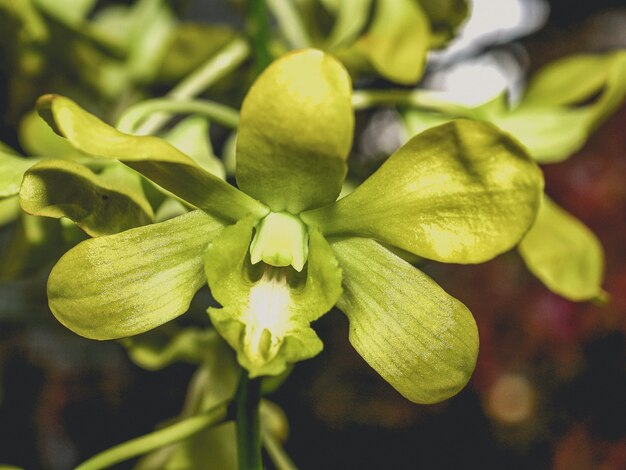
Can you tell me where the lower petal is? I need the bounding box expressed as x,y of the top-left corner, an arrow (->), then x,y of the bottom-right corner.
48,210 -> 224,339
331,236 -> 479,404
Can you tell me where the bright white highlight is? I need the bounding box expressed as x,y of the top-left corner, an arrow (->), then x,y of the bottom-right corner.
243,269 -> 292,366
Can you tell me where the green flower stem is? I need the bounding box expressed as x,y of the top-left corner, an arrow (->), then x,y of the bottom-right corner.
263,432 -> 298,470
135,37 -> 250,135
75,402 -> 229,470
266,0 -> 312,49
236,373 -> 263,470
116,99 -> 240,134
352,89 -> 470,115
247,0 -> 272,72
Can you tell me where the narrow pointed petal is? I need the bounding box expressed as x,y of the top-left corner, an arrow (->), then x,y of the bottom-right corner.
37,94 -> 268,222
519,196 -> 604,301
20,159 -> 153,237
48,210 -> 224,339
303,119 -> 544,264
236,49 -> 354,213
205,219 -> 342,377
331,237 -> 478,404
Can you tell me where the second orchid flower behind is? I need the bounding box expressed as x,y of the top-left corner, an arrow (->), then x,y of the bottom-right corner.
23,49 -> 543,404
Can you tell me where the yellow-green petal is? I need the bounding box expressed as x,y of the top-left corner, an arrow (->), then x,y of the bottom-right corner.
518,195 -> 604,301
48,210 -> 224,340
303,120 -> 544,264
20,159 -> 153,237
495,106 -> 591,164
37,94 -> 268,222
324,0 -> 373,49
523,52 -> 624,108
331,237 -> 478,404
205,218 -> 342,377
18,111 -> 77,158
235,49 -> 353,213
354,0 -> 430,84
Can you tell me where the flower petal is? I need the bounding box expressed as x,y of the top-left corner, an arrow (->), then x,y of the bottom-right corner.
354,0 -> 430,84
495,106 -> 591,164
331,236 -> 478,404
37,94 -> 268,222
519,195 -> 604,301
18,111 -> 78,157
48,210 -> 224,339
303,119 -> 544,264
323,0 -> 373,49
205,218 -> 342,377
20,159 -> 154,237
523,51 -> 626,112
236,49 -> 353,213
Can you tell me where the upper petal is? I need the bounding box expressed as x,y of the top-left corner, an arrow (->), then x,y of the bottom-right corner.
235,49 -> 354,213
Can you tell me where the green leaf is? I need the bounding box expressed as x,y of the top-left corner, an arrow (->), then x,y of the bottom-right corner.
324,0 -> 373,50
418,0 -> 469,48
37,94 -> 268,223
331,237 -> 478,404
354,0 -> 431,84
0,151 -> 38,198
518,195 -> 604,301
205,218 -> 342,377
162,115 -> 225,179
303,120 -> 544,264
236,49 -> 353,213
48,210 -> 224,339
20,159 -> 154,237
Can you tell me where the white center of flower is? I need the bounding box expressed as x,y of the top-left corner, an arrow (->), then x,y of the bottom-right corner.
243,268 -> 291,365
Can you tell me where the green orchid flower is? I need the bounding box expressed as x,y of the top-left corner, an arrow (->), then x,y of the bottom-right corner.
29,49 -> 543,404
402,50 -> 626,301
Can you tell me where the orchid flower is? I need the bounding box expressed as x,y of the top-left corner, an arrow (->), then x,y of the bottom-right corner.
24,49 -> 543,404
